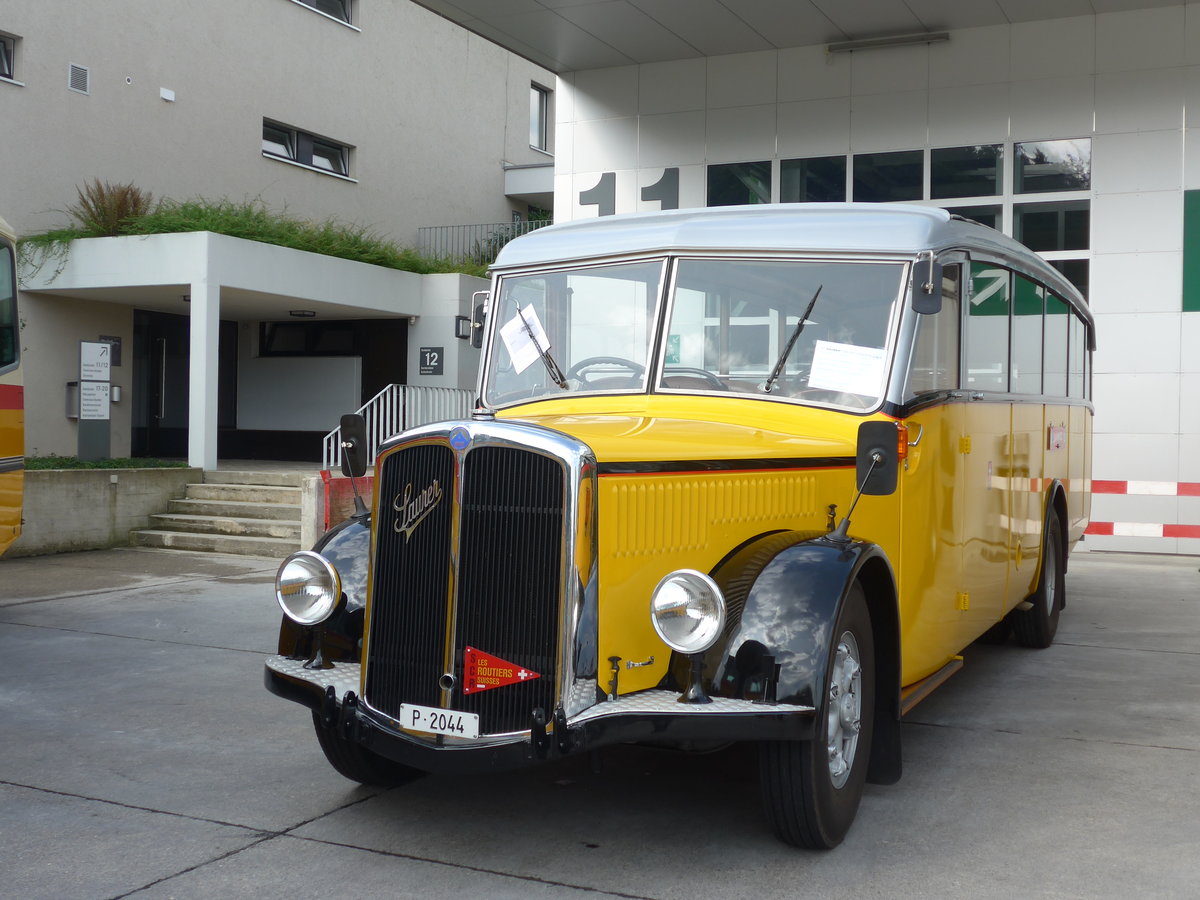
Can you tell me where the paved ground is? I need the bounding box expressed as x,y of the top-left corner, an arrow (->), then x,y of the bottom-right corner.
0,547 -> 1197,899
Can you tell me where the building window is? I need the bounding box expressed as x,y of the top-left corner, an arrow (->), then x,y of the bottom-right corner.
931,145 -> 1002,199
853,150 -> 923,202
1015,139 -> 1090,194
296,0 -> 351,24
262,120 -> 352,178
707,161 -> 771,206
530,84 -> 551,151
780,156 -> 846,202
0,32 -> 17,81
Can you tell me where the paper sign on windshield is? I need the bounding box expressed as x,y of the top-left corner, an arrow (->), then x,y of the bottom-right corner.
807,340 -> 886,396
499,306 -> 551,375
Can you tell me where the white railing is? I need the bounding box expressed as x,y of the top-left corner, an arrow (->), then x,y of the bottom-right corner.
322,384 -> 474,470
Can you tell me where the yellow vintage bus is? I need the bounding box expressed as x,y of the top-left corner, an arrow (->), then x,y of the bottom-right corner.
0,214 -> 22,557
266,204 -> 1093,848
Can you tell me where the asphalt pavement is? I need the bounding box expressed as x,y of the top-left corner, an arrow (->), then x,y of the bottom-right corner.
1,546 -> 1197,899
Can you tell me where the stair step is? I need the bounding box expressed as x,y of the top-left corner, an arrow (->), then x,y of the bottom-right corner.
185,483 -> 302,504
150,513 -> 301,540
130,529 -> 299,558
168,498 -> 301,521
203,470 -> 310,488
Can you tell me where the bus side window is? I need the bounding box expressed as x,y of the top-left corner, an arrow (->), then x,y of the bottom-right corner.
1044,292 -> 1069,397
966,261 -> 1011,392
1012,276 -> 1045,395
903,264 -> 960,399
1068,311 -> 1086,399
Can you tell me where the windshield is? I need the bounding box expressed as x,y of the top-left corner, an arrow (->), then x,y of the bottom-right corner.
661,258 -> 905,409
484,260 -> 664,406
483,256 -> 905,411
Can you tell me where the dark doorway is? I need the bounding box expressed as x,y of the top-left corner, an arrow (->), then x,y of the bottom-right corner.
132,311 -> 237,459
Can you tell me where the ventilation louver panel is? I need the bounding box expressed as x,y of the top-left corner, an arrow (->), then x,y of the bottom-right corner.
68,64 -> 89,94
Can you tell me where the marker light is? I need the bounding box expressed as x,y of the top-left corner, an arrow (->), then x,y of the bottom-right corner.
650,570 -> 727,654
276,551 -> 342,625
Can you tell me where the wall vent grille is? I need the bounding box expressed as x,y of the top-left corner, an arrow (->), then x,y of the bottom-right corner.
68,64 -> 89,94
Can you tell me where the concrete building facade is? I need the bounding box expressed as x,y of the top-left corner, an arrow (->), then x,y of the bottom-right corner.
1,0 -> 554,467
414,0 -> 1200,556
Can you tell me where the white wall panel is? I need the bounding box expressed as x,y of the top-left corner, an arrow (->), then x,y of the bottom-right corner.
928,83 -> 1010,146
777,99 -> 851,158
929,25 -> 1010,88
850,44 -> 928,96
639,58 -> 707,115
1092,312 -> 1181,373
1180,373 -> 1200,434
1092,130 -> 1183,193
777,45 -> 851,103
1088,252 -> 1183,315
1009,75 -> 1095,140
637,164 -> 706,212
1009,16 -> 1095,81
1181,313 -> 1200,372
850,91 -> 929,151
1179,434 -> 1200,481
1092,191 -> 1182,254
639,111 -> 707,167
705,105 -> 777,162
573,66 -> 640,122
1095,68 -> 1184,134
1095,6 -> 1185,74
1093,373 -> 1180,435
572,117 -> 640,172
1092,433 -> 1180,480
706,51 -> 776,110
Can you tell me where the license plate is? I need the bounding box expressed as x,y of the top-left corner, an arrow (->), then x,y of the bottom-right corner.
398,703 -> 479,739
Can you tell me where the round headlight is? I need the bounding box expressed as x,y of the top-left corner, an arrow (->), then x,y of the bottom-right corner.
650,570 -> 727,654
276,551 -> 342,625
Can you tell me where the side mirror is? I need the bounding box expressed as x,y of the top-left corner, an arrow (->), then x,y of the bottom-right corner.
855,421 -> 900,496
911,251 -> 943,315
470,291 -> 489,350
339,414 -> 368,479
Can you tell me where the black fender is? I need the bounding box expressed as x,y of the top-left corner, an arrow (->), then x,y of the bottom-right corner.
698,530 -> 902,785
276,516 -> 371,661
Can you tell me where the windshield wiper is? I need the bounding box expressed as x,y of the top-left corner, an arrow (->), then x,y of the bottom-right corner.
763,284 -> 822,394
515,302 -> 567,390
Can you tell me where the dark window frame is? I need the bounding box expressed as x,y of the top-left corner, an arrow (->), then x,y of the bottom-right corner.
262,120 -> 352,179
295,0 -> 352,24
0,32 -> 16,81
530,83 -> 551,152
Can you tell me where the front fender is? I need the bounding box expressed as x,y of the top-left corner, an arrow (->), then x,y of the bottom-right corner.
706,531 -> 885,709
276,516 -> 371,660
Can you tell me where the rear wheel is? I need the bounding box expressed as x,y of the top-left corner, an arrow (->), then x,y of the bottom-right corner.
311,711 -> 424,787
1011,507 -> 1064,649
759,582 -> 875,849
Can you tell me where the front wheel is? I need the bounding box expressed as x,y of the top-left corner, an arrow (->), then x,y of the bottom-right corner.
759,582 -> 875,849
311,711 -> 424,787
1011,507 -> 1064,649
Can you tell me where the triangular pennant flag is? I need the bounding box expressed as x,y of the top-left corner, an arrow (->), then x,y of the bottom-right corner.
462,646 -> 540,694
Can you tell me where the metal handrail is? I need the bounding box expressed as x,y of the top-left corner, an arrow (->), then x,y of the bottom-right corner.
322,384 -> 474,470
417,219 -> 551,266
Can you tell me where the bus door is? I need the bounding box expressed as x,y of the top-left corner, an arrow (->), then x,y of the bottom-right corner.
1008,276 -> 1049,604
960,262 -> 1015,630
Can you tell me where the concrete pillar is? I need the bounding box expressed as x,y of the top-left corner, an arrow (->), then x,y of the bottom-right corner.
187,274 -> 221,470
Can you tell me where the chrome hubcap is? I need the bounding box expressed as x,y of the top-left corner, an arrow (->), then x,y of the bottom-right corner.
827,631 -> 862,789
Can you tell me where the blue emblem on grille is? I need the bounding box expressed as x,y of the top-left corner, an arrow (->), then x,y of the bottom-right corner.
449,426 -> 471,450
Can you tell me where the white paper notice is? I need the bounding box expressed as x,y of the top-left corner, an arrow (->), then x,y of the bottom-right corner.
499,306 -> 551,375
807,340 -> 886,396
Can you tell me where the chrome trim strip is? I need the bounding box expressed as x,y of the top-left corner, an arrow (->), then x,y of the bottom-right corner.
0,455 -> 24,474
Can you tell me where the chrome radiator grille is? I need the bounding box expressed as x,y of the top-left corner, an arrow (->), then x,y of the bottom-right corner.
364,437 -> 566,736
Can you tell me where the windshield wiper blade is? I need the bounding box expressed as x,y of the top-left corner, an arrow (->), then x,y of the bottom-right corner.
516,303 -> 568,389
763,284 -> 822,394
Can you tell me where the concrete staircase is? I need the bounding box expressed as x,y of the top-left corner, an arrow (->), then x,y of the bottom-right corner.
130,470 -> 303,558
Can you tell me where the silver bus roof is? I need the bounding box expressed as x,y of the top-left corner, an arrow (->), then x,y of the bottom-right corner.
492,203 -> 1091,328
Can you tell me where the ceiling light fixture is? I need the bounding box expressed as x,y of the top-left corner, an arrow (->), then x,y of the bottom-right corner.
289,309 -> 316,318
827,31 -> 949,53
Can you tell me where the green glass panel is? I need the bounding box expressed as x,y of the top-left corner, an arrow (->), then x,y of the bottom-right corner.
1183,190 -> 1200,312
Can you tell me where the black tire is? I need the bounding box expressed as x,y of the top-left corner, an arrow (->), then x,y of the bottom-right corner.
1011,507 -> 1064,649
759,582 -> 875,849
311,711 -> 424,787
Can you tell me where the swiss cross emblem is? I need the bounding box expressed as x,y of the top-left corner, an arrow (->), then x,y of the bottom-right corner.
462,646 -> 541,695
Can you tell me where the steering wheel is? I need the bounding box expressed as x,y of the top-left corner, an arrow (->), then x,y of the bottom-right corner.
662,367 -> 729,391
566,356 -> 646,384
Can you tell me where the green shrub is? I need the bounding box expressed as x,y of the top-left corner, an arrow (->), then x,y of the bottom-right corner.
67,179 -> 157,236
25,456 -> 189,470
